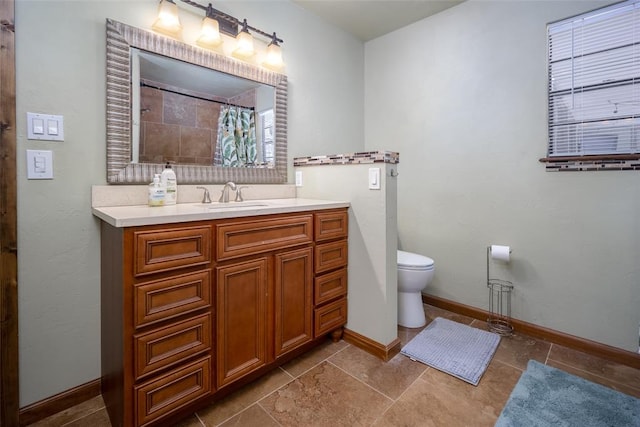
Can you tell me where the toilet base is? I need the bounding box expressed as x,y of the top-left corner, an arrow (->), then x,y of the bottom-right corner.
398,291 -> 426,328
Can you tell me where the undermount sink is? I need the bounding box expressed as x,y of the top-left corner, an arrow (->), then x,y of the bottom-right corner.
200,202 -> 270,210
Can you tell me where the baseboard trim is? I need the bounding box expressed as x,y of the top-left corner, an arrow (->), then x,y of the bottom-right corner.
19,378 -> 101,426
343,328 -> 402,361
423,294 -> 640,370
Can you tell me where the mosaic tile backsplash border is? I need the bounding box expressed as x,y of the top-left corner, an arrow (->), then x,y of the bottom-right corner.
294,151 -> 399,166
544,158 -> 640,172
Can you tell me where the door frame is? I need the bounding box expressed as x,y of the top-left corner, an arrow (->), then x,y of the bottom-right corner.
0,0 -> 20,424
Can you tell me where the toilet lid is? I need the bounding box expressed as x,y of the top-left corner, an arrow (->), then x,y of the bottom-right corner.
397,250 -> 434,268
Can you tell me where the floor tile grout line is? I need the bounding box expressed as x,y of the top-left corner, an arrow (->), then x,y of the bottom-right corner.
278,364 -> 297,381
210,368 -> 297,427
325,359 -> 397,402
282,341 -> 351,380
546,357 -> 640,394
58,406 -> 107,427
194,412 -> 206,426
372,368 -> 430,425
256,399 -> 284,427
396,365 -> 430,402
490,358 -> 525,375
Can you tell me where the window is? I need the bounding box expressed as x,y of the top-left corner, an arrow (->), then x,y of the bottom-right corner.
547,0 -> 640,158
259,109 -> 275,166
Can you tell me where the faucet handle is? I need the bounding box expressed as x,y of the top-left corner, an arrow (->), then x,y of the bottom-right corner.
196,186 -> 212,204
235,186 -> 249,202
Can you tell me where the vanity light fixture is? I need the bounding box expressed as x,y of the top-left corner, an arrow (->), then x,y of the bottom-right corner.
152,0 -> 284,69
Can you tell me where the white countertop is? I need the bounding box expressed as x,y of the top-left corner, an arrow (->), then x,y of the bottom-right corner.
92,198 -> 350,227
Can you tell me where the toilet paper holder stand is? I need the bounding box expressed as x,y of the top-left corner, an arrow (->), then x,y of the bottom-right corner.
486,246 -> 514,336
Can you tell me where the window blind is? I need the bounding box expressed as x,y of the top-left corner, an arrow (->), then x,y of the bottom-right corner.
547,0 -> 640,157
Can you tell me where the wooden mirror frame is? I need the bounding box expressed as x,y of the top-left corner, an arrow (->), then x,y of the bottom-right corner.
106,19 -> 288,184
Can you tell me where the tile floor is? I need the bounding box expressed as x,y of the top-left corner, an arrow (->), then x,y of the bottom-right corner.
30,304 -> 640,426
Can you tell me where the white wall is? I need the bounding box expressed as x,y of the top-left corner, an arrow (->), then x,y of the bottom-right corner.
296,163 -> 398,346
16,0 -> 363,406
365,0 -> 640,352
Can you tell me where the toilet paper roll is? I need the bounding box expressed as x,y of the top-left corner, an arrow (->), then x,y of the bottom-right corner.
490,245 -> 511,262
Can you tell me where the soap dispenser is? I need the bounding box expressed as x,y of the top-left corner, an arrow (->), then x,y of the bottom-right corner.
148,174 -> 165,207
161,162 -> 177,205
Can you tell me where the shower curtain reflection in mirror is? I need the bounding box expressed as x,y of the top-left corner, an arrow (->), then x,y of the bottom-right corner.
216,106 -> 257,167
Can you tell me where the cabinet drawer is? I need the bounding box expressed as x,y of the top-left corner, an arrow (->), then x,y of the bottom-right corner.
135,356 -> 211,426
314,240 -> 348,274
314,298 -> 347,338
134,270 -> 211,329
315,210 -> 348,242
314,267 -> 347,305
134,313 -> 211,380
134,225 -> 211,277
217,215 -> 313,261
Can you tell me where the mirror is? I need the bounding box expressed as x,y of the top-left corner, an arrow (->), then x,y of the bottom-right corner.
132,49 -> 276,167
106,19 -> 288,184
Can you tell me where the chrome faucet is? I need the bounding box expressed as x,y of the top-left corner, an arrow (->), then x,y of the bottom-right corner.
235,186 -> 249,202
196,186 -> 212,204
218,182 -> 237,203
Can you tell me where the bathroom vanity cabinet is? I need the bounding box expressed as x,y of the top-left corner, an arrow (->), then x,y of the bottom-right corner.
99,208 -> 348,427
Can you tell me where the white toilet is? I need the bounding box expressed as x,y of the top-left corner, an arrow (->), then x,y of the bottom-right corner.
397,250 -> 435,328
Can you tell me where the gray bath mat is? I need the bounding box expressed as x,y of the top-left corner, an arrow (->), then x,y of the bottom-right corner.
400,317 -> 500,385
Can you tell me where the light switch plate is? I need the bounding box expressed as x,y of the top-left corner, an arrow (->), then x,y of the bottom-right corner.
368,167 -> 381,190
27,112 -> 64,141
295,170 -> 303,187
26,149 -> 53,179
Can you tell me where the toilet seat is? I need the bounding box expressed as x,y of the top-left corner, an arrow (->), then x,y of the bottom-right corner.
398,250 -> 434,270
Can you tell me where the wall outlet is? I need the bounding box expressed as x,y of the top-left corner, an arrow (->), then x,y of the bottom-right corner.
295,170 -> 303,187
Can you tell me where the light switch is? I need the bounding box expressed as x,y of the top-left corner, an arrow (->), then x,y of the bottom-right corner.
369,167 -> 381,190
295,170 -> 303,187
26,149 -> 53,179
27,112 -> 64,141
32,118 -> 44,135
34,155 -> 46,172
47,119 -> 59,135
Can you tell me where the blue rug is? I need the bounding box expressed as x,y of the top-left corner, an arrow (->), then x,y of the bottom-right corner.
400,317 -> 500,386
496,360 -> 640,427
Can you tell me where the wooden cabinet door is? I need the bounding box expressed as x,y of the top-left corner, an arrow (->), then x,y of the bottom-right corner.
274,247 -> 313,358
216,258 -> 269,388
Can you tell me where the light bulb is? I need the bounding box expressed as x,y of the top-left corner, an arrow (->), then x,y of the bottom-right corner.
151,0 -> 182,36
233,20 -> 255,58
196,17 -> 222,48
264,41 -> 283,68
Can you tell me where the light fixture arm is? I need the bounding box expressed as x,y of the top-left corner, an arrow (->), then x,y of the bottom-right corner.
178,0 -> 283,44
